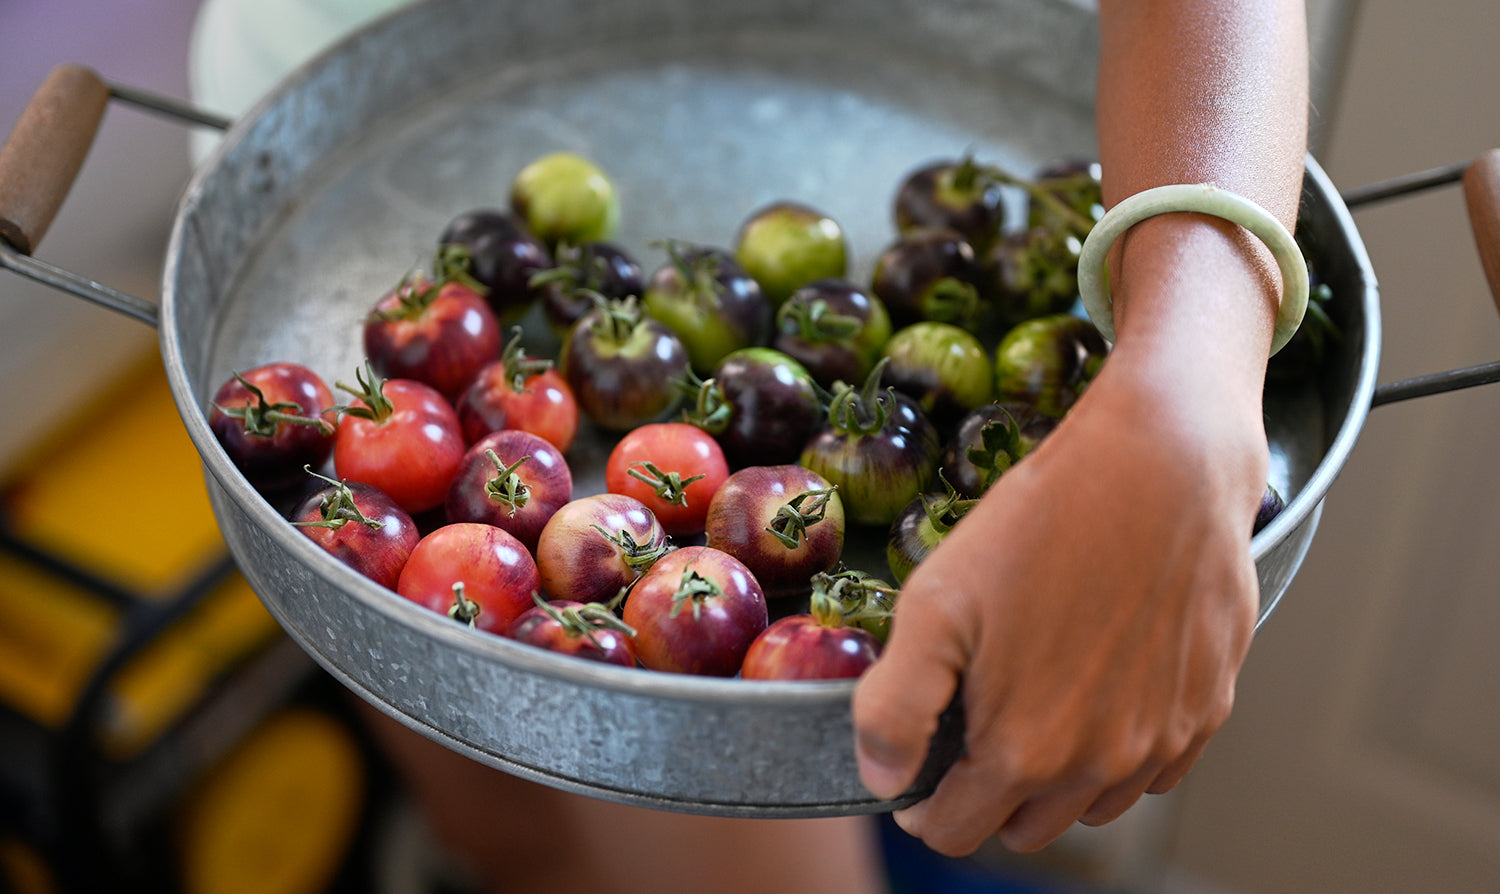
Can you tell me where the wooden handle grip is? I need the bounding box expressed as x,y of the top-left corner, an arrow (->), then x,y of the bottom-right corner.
0,64 -> 109,256
1463,149 -> 1500,320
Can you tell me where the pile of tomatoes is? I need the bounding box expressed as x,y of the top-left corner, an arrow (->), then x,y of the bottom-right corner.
208,150 -> 1113,681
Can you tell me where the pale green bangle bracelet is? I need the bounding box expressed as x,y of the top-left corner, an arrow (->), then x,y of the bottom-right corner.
1076,183 -> 1310,356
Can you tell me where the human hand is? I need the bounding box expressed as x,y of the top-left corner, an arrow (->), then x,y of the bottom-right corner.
850,342 -> 1267,856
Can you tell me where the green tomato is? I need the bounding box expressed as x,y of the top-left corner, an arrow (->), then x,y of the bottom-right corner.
992,313 -> 1108,418
733,201 -> 848,308
510,152 -> 620,246
880,321 -> 993,428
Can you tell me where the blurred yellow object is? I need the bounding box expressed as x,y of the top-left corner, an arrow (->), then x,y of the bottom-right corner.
0,552 -> 119,727
100,572 -> 282,760
176,708 -> 366,894
0,837 -> 56,894
4,360 -> 225,597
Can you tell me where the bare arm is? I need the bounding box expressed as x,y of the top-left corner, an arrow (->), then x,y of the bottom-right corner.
850,0 -> 1309,856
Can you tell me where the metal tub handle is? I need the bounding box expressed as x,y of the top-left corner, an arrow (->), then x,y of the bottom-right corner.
0,64 -> 230,328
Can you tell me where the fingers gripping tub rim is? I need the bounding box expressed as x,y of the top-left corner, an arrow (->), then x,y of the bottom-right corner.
1076,183 -> 1311,356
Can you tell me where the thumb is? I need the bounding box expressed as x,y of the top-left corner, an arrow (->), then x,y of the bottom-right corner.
850,589 -> 968,801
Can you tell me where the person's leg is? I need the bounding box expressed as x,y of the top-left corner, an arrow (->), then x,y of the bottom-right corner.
359,703 -> 891,894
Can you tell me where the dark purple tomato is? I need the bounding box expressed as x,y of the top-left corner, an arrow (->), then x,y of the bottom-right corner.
981,227 -> 1084,330
893,156 -> 1007,255
799,361 -> 941,527
209,362 -> 337,493
535,240 -> 645,339
682,347 -> 824,469
533,493 -> 670,604
642,242 -> 772,375
444,429 -> 573,552
992,313 -> 1109,419
940,401 -> 1057,498
772,278 -> 893,388
506,596 -> 638,667
702,465 -> 845,601
560,296 -> 690,433
438,208 -> 553,325
291,474 -> 420,590
621,545 -> 768,677
870,226 -> 985,330
363,268 -> 503,403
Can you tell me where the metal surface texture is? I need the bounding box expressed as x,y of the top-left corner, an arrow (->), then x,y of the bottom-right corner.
147,0 -> 1378,814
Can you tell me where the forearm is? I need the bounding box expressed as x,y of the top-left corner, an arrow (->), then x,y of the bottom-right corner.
1094,0 -> 1309,398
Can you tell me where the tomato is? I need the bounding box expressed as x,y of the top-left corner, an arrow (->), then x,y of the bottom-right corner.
444,429 -> 573,552
702,464 -> 844,601
396,522 -> 540,635
740,579 -> 883,680
290,473 -> 420,590
332,365 -> 466,516
560,296 -> 690,433
362,258 -> 503,402
879,321 -> 994,430
509,152 -> 620,248
621,546 -> 767,677
208,362 -> 337,493
455,329 -> 580,452
534,493 -> 671,604
642,242 -> 771,375
604,422 -> 729,539
506,596 -> 639,667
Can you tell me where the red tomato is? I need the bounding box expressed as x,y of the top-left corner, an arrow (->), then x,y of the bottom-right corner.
506,598 -> 638,667
208,362 -> 337,492
604,423 -> 729,539
455,331 -> 580,452
396,523 -> 540,634
740,615 -> 882,680
333,365 -> 466,515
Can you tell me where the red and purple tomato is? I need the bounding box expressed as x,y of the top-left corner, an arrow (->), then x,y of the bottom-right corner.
506,598 -> 638,668
534,493 -> 671,604
396,522 -> 540,635
208,362 -> 337,492
290,476 -> 420,591
363,274 -> 503,402
444,429 -> 573,552
454,333 -> 580,452
621,545 -> 768,677
740,614 -> 882,680
702,464 -> 844,600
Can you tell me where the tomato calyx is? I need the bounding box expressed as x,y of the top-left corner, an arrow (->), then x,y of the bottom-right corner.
656,238 -> 728,311
816,568 -> 898,642
332,362 -> 396,423
965,408 -> 1028,492
496,326 -> 554,394
675,368 -> 730,434
530,591 -> 638,651
589,523 -> 672,573
776,296 -> 863,343
668,568 -> 722,621
481,450 -> 533,516
765,486 -> 840,549
368,245 -> 490,324
448,582 -> 483,627
921,470 -> 979,535
583,292 -> 651,346
214,371 -> 334,437
827,358 -> 892,435
291,467 -> 385,531
627,461 -> 705,507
